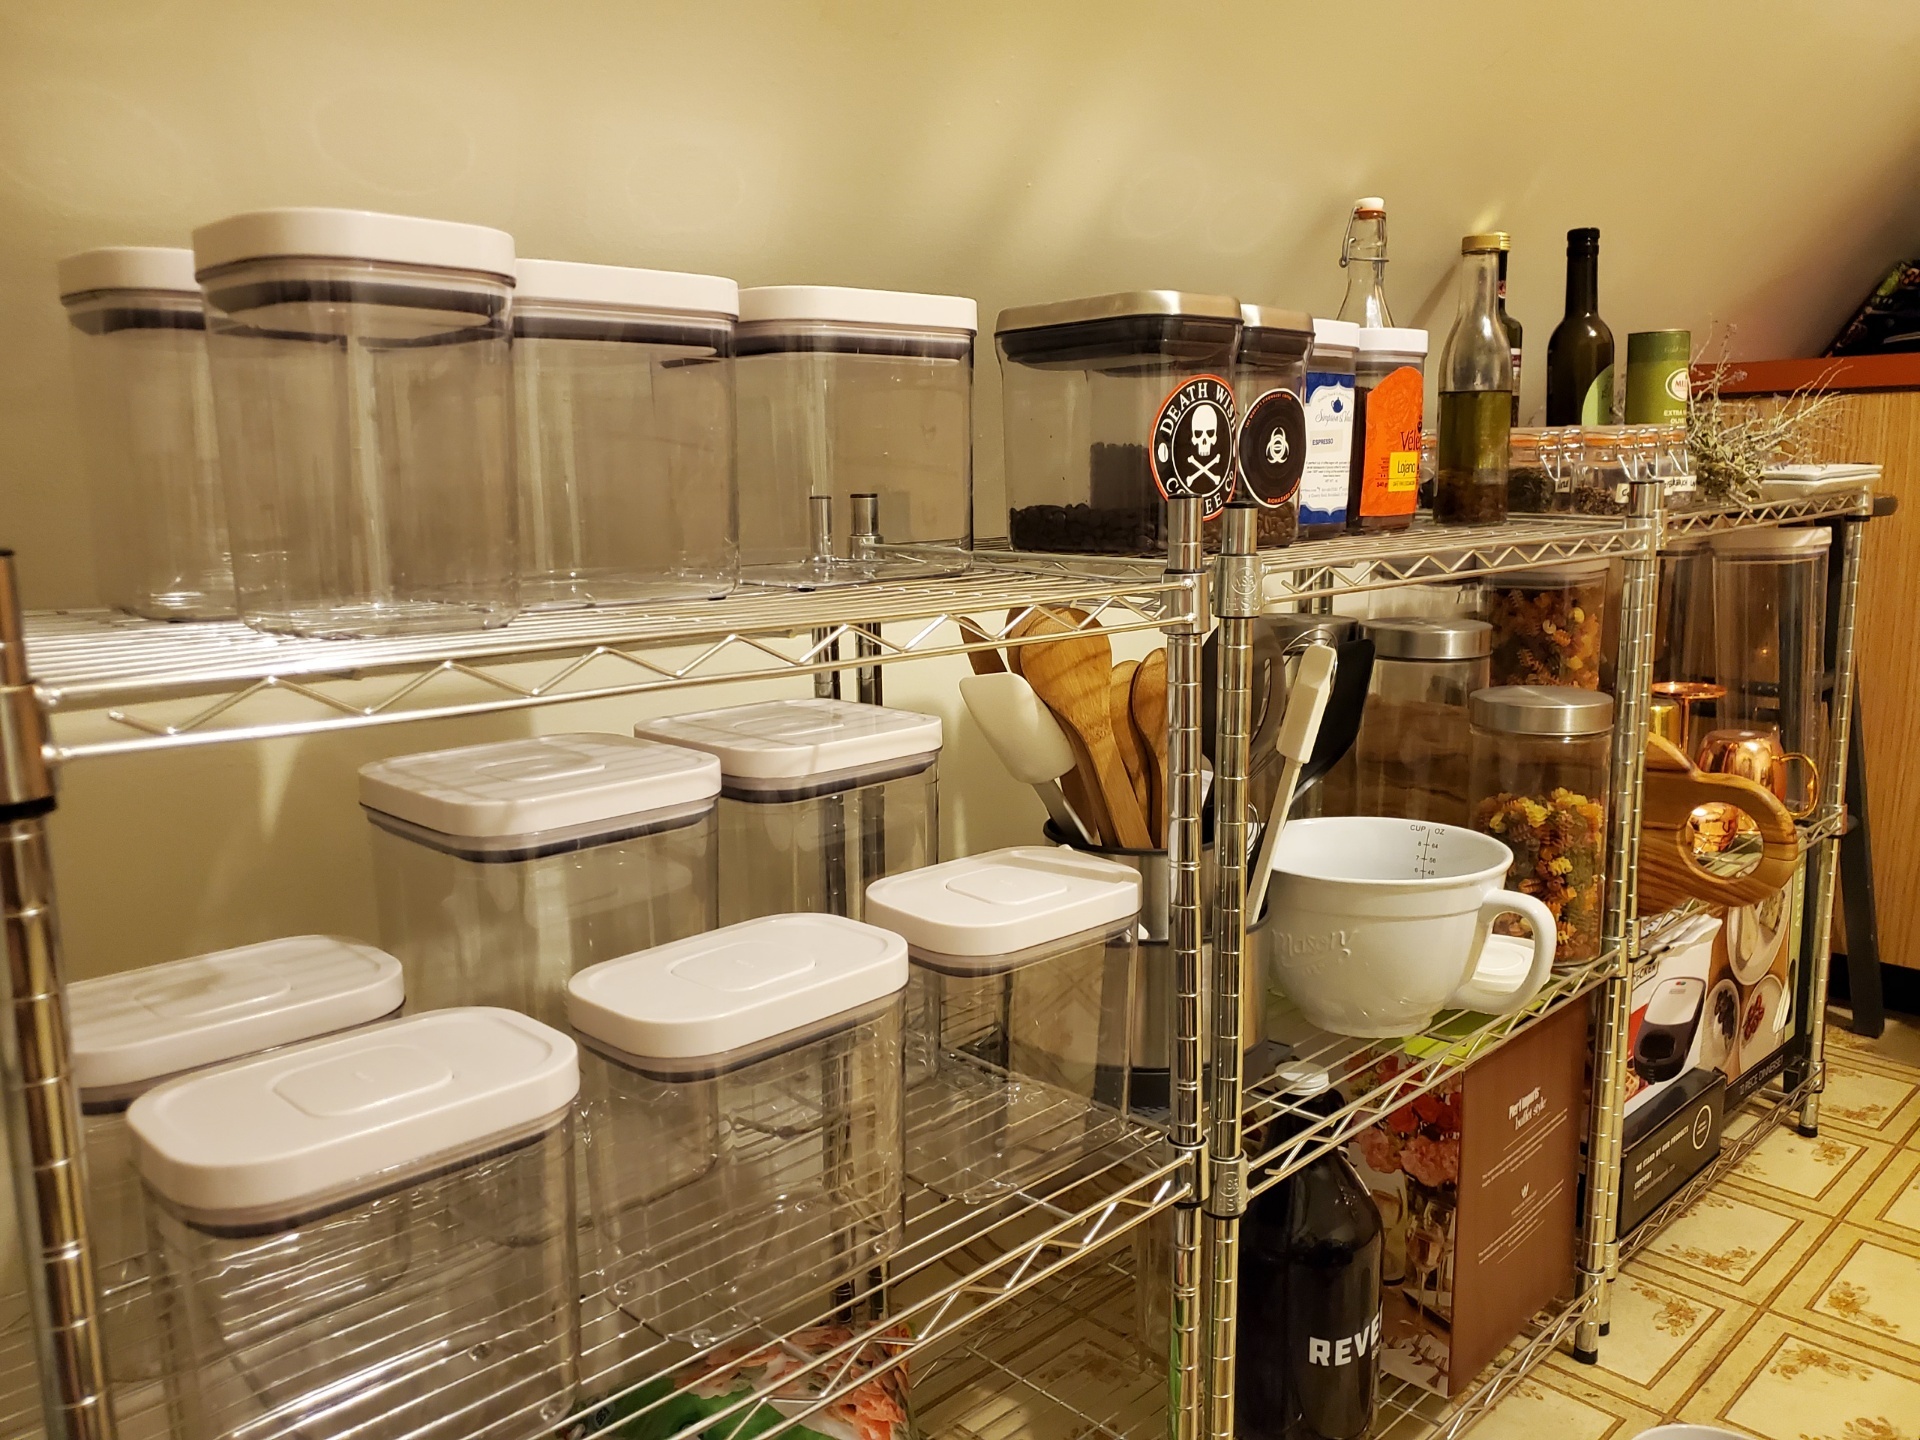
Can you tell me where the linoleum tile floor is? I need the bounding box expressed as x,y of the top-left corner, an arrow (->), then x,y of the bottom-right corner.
1475,1010 -> 1920,1440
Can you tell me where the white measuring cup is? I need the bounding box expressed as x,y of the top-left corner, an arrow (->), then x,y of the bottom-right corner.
1264,817 -> 1557,1038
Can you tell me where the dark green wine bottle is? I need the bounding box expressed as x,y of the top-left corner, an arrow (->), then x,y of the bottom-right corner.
1546,228 -> 1614,425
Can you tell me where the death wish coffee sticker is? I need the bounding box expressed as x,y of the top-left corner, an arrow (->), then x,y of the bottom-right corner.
1150,374 -> 1237,514
1235,387 -> 1307,508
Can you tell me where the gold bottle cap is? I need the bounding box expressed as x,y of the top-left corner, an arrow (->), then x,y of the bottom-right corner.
1461,232 -> 1510,253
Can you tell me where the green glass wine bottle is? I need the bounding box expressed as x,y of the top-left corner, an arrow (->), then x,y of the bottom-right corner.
1546,228 -> 1615,425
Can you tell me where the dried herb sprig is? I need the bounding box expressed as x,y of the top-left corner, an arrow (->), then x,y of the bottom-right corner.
1687,333 -> 1845,503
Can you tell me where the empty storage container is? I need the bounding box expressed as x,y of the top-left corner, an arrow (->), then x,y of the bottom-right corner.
635,698 -> 940,925
998,292 -> 1242,555
864,847 -> 1141,1201
361,734 -> 720,1022
130,1007 -> 580,1440
514,259 -> 738,608
58,247 -> 232,621
193,208 -> 519,636
734,285 -> 976,584
568,914 -> 907,1344
69,937 -> 403,1429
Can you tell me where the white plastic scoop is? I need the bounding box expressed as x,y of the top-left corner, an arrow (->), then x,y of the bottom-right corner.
1246,642 -> 1337,921
960,671 -> 1098,846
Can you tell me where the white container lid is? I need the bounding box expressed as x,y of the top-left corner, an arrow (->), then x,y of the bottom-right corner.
359,734 -> 720,841
568,914 -> 908,1062
58,246 -> 198,299
128,1007 -> 578,1217
515,258 -> 738,318
864,846 -> 1141,961
1355,327 -> 1429,356
738,285 -> 976,334
635,699 -> 942,783
1492,558 -> 1613,586
192,208 -> 516,281
1311,318 -> 1360,353
71,937 -> 404,1098
1709,527 -> 1832,557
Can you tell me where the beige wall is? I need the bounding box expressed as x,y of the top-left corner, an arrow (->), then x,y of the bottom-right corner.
1,0 -> 1918,977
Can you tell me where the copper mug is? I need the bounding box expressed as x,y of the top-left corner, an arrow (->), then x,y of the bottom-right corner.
1695,727 -> 1819,819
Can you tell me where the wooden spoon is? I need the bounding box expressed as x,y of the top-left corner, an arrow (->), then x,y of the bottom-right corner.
1110,658 -> 1148,820
1008,608 -> 1115,845
956,616 -> 1008,677
1019,609 -> 1153,850
1130,649 -> 1170,846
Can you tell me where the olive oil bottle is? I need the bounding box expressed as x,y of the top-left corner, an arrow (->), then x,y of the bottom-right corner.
1435,236 -> 1514,525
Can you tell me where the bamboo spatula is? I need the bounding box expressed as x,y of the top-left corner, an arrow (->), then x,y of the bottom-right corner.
1019,610 -> 1153,851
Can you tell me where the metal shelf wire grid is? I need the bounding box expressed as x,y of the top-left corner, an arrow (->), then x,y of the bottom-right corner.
22,570 -> 1195,759
1242,953 -> 1617,1198
555,1077 -> 1182,1440
1661,487 -> 1874,539
1617,1079 -> 1810,1265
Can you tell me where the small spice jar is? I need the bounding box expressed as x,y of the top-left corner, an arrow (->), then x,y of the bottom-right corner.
1483,560 -> 1612,691
1352,617 -> 1491,826
1507,428 -> 1574,514
1299,319 -> 1359,537
1571,425 -> 1630,515
1469,685 -> 1613,963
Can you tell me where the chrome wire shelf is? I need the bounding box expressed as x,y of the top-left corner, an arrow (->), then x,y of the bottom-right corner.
1616,1078 -> 1810,1264
913,1246 -> 1163,1440
986,514 -> 1645,605
1242,953 -> 1616,1198
0,1316 -> 37,1440
1662,486 -> 1874,540
1373,1288 -> 1598,1440
23,569 -> 1193,759
559,1097 -> 1182,1440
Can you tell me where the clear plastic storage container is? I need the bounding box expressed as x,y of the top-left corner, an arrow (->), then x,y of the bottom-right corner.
1227,304 -> 1314,549
1652,536 -> 1721,754
514,259 -> 738,607
1347,327 -> 1428,533
1710,526 -> 1830,813
1351,617 -> 1491,827
864,847 -> 1141,1200
734,285 -> 975,584
361,734 -> 720,1022
69,937 -> 403,1429
1483,559 -> 1614,691
58,247 -> 231,621
1468,685 -> 1614,963
192,208 -> 519,636
131,1008 -> 580,1440
635,698 -> 940,925
997,292 -> 1242,555
568,915 -> 906,1344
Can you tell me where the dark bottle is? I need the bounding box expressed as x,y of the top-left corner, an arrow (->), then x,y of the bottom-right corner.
1239,1069 -> 1383,1440
1493,234 -> 1523,424
1546,228 -> 1615,425
1435,237 -> 1513,526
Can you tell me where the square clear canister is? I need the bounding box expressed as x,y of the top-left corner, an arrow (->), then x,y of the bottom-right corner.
635,698 -> 940,925
130,1008 -> 581,1440
361,734 -> 720,1023
567,915 -> 907,1348
69,937 -> 404,1435
864,846 -> 1142,1202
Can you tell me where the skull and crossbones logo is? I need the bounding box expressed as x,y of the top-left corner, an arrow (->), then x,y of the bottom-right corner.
1185,402 -> 1224,489
1151,376 -> 1238,508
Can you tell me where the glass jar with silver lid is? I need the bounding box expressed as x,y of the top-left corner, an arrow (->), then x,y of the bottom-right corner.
1351,616 -> 1492,826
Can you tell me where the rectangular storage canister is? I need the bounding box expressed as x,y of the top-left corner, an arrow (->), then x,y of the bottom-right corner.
514,259 -> 738,608
568,915 -> 906,1344
864,847 -> 1141,1201
998,291 -> 1242,555
69,937 -> 403,1430
1299,318 -> 1358,537
192,208 -> 519,637
734,285 -> 975,584
635,698 -> 940,925
131,1007 -> 579,1440
1228,304 -> 1314,549
58,247 -> 231,621
361,734 -> 720,1022
1348,326 -> 1428,533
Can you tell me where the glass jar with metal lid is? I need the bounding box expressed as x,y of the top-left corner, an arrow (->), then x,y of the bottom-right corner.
1468,685 -> 1614,963
1571,424 -> 1630,516
997,291 -> 1241,555
1351,616 -> 1492,826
